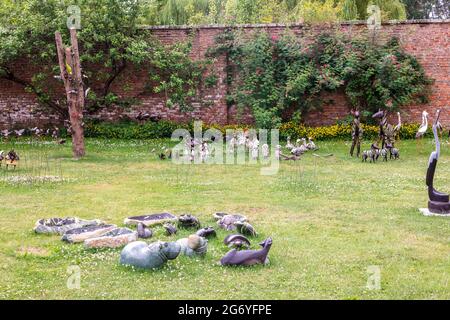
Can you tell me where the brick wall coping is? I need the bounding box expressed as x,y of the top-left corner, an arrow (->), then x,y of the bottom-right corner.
142,19 -> 450,30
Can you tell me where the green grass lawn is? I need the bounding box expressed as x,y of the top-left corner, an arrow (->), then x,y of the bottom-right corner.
0,137 -> 449,299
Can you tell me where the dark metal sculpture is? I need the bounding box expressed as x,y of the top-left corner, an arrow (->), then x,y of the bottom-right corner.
163,223 -> 177,236
176,234 -> 208,257
426,109 -> 450,214
137,222 -> 152,239
196,227 -> 217,238
350,110 -> 363,157
223,234 -> 251,249
120,241 -> 181,269
84,227 -> 137,249
220,237 -> 272,266
124,213 -> 177,227
235,221 -> 257,237
372,109 -> 401,156
178,214 -> 201,229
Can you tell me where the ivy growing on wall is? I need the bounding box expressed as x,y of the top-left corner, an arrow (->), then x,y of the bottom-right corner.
209,28 -> 433,128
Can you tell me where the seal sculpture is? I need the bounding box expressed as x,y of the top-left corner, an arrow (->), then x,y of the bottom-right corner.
120,241 -> 181,269
176,234 -> 208,257
220,237 -> 272,266
425,109 -> 450,214
216,214 -> 247,231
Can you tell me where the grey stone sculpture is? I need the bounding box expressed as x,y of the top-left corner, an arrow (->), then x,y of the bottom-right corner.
176,234 -> 208,257
84,228 -> 137,249
223,234 -> 251,249
215,214 -> 247,231
34,217 -> 104,235
235,221 -> 257,237
196,227 -> 216,238
163,223 -> 177,236
120,241 -> 181,269
124,213 -> 177,227
61,224 -> 116,243
137,222 -> 152,239
220,238 -> 272,266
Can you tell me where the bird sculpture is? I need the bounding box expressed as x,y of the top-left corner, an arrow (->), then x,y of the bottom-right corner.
306,137 -> 317,151
14,129 -> 25,137
1,129 -> 11,138
416,111 -> 429,139
291,138 -> 307,156
0,151 -> 4,167
285,136 -> 294,150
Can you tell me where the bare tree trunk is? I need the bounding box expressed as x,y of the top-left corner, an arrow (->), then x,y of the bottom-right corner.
55,29 -> 85,159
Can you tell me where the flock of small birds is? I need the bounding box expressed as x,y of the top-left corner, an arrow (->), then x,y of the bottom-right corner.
0,127 -> 66,144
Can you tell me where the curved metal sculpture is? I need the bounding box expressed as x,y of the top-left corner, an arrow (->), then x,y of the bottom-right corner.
426,109 -> 450,214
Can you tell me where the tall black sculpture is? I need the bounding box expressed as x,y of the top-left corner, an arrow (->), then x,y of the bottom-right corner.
350,110 -> 363,157
426,109 -> 450,215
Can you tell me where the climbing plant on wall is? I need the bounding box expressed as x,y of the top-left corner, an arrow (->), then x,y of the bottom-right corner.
209,28 -> 432,128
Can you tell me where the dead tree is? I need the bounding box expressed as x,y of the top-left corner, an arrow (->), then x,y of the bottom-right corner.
55,29 -> 85,158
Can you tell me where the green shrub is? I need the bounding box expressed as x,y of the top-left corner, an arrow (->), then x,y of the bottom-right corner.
82,120 -> 427,141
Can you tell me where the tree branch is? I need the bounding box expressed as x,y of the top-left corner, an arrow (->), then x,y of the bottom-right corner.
1,66 -> 68,118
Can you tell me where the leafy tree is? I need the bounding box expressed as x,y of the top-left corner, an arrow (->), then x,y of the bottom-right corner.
144,0 -> 411,25
342,0 -> 359,20
0,0 -> 153,118
403,0 -> 449,19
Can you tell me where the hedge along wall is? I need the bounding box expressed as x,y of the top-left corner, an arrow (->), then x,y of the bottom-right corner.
0,20 -> 449,130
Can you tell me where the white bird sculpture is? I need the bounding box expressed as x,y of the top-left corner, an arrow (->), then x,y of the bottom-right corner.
416,110 -> 429,139
14,129 -> 25,137
285,136 -> 294,150
306,137 -> 317,150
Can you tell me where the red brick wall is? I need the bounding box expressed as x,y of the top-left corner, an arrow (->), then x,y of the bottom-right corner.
0,20 -> 449,129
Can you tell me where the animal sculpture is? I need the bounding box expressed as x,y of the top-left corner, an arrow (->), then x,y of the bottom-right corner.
120,241 -> 181,269
176,234 -> 208,257
416,110 -> 429,139
426,109 -> 450,214
220,237 -> 272,266
223,234 -> 251,249
350,110 -> 363,157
